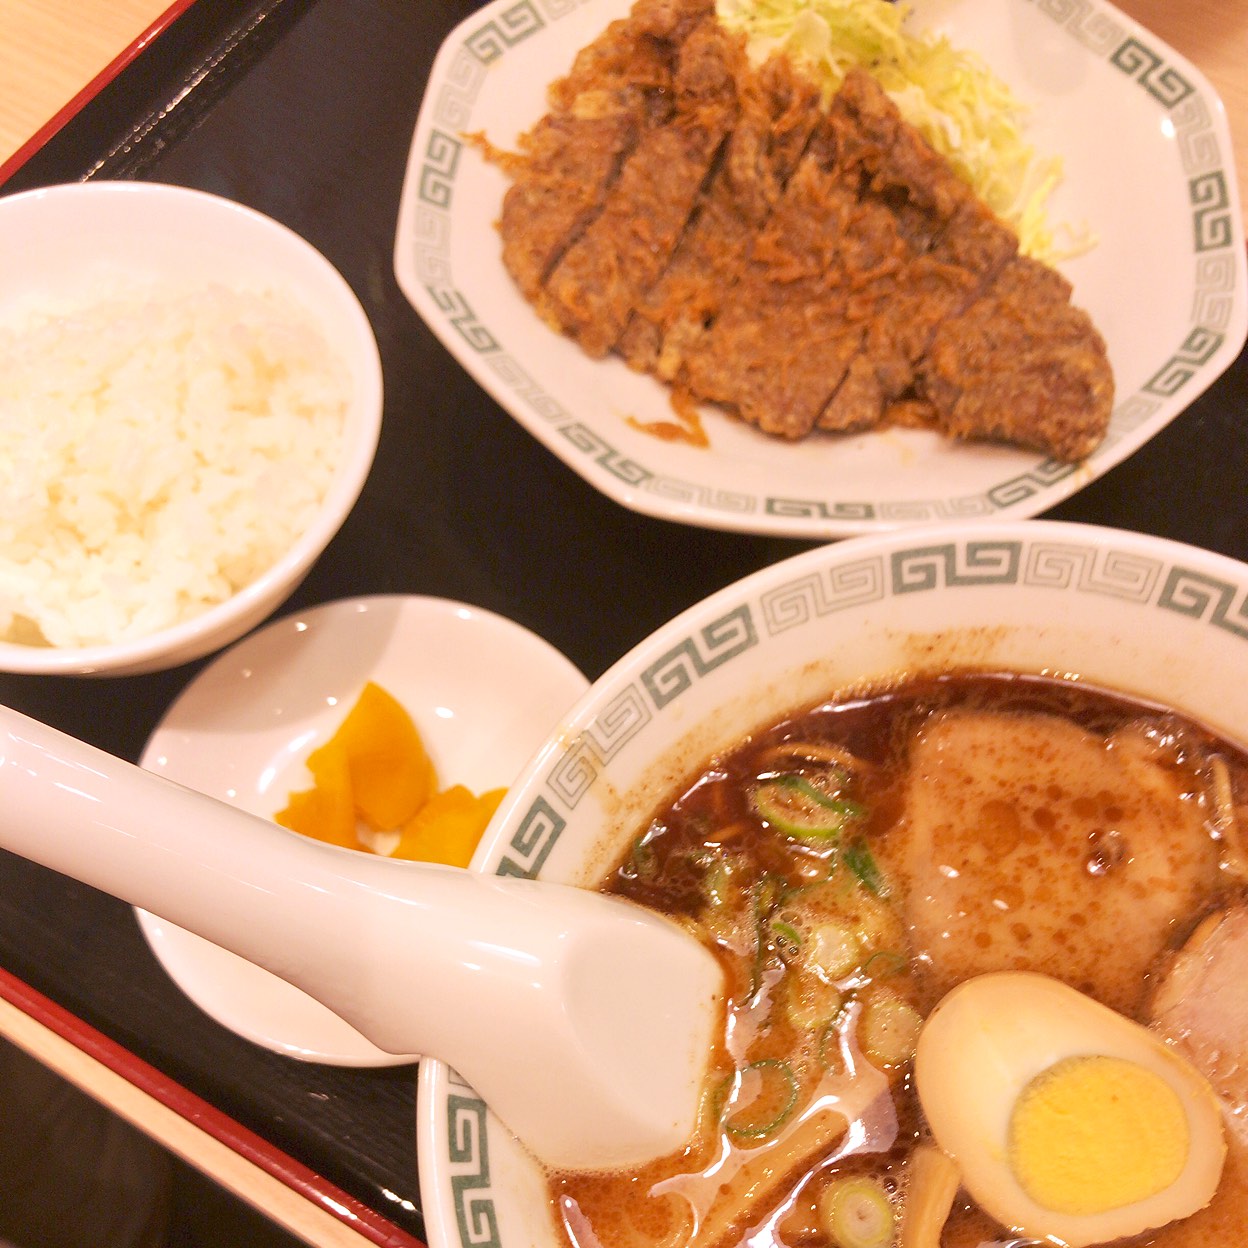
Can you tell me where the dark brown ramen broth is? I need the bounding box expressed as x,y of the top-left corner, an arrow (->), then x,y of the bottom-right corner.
548,673 -> 1248,1248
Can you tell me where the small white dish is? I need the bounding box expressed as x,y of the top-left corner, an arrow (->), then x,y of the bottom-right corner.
136,595 -> 589,1065
395,0 -> 1245,539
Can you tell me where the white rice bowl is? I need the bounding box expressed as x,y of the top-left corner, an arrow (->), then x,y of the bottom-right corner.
0,182 -> 382,676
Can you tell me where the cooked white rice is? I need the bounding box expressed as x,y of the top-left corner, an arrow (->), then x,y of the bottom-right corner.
0,283 -> 350,648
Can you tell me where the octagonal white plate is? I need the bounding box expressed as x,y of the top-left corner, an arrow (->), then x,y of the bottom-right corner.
136,595 -> 588,1066
395,0 -> 1245,539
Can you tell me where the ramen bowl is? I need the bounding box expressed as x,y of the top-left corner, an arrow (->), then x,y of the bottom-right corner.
419,519 -> 1248,1248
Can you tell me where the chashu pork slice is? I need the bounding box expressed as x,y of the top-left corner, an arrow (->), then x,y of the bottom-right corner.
536,9 -> 741,358
498,0 -> 704,302
1134,902 -> 1248,1247
879,708 -> 1221,1017
1151,904 -> 1248,1146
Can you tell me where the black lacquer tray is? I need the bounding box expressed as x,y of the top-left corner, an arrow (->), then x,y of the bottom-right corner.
1,0 -> 1245,1241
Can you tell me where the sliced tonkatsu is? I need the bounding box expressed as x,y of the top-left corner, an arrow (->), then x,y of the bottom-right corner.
921,255 -> 1114,461
498,0 -> 704,302
537,5 -> 741,357
615,53 -> 823,378
814,69 -> 1018,432
491,0 -> 1114,462
678,122 -> 869,438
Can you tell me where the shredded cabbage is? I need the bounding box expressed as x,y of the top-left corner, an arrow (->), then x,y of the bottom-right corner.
716,0 -> 1093,261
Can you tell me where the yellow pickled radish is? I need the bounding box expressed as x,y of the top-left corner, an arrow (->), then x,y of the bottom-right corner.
320,681 -> 437,829
395,786 -> 506,867
273,680 -> 504,867
274,737 -> 362,850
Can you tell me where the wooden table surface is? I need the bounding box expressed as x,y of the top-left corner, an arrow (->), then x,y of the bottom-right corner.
0,0 -> 172,169
2,0 -> 1245,216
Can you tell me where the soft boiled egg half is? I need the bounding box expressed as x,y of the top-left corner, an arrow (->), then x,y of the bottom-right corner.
914,972 -> 1226,1247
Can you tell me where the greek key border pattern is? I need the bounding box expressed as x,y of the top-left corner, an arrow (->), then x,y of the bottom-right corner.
1108,34 -> 1195,108
494,603 -> 758,878
1191,170 -> 1235,253
465,1 -> 546,64
447,1082 -> 497,1248
1143,325 -> 1226,397
497,794 -> 565,876
641,606 -> 758,710
404,0 -> 1238,537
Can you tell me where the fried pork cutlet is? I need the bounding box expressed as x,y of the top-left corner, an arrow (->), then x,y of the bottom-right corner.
498,0 -> 706,303
815,70 -> 1020,432
679,69 -> 1016,439
923,255 -> 1114,461
682,121 -> 900,439
493,0 -> 1113,463
538,10 -> 743,357
616,54 -> 823,378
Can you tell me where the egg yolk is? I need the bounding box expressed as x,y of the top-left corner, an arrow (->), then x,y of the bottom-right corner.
1008,1055 -> 1189,1215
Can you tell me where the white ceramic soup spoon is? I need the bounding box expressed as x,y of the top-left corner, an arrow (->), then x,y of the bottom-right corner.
0,704 -> 723,1173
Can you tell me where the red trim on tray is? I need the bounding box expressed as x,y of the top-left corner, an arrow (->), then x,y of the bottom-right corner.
0,966 -> 426,1248
0,0 -> 200,185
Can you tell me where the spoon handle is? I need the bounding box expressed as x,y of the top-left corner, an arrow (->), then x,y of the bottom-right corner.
0,703 -> 723,1170
0,702 -> 562,1054
1,702 -> 362,982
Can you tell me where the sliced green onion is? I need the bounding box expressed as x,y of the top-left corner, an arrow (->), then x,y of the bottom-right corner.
752,872 -> 788,914
817,1176 -> 895,1248
737,874 -> 788,1004
785,969 -> 845,1032
809,921 -> 862,979
623,833 -> 657,880
843,840 -> 887,895
860,949 -> 906,980
720,1059 -> 799,1139
859,991 -> 923,1069
752,774 -> 864,843
703,859 -> 737,909
770,917 -> 805,962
